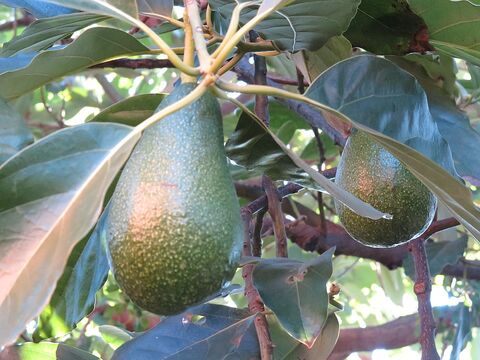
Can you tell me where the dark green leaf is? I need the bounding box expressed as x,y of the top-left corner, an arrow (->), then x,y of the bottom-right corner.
269,313 -> 339,359
403,235 -> 468,280
0,123 -> 140,347
0,342 -> 99,360
253,248 -> 335,347
0,13 -> 108,57
210,0 -> 361,51
33,204 -> 111,340
0,97 -> 33,164
0,27 -> 149,100
409,0 -> 480,67
345,0 -> 426,55
91,94 -> 165,126
112,304 -> 258,360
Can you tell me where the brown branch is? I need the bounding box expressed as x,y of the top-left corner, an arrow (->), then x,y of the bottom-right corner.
267,74 -> 309,87
241,209 -> 273,360
312,126 -> 327,235
0,15 -> 34,31
262,175 -> 288,258
329,306 -> 458,359
422,217 -> 460,239
249,31 -> 269,126
90,58 -> 175,69
410,237 -> 440,360
252,208 -> 267,257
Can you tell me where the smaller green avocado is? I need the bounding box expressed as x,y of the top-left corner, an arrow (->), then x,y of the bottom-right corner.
335,131 -> 436,248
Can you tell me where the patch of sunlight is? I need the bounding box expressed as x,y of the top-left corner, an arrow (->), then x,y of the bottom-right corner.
430,285 -> 461,307
64,106 -> 100,125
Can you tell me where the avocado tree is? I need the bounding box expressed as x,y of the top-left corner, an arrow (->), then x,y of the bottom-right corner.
0,0 -> 479,359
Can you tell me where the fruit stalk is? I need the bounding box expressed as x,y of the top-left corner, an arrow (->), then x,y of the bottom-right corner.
410,237 -> 440,360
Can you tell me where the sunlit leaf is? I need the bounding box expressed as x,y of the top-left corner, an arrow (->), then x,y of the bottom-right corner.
99,325 -> 133,350
253,248 -> 335,347
0,0 -> 75,17
0,27 -> 149,100
0,123 -> 140,347
44,0 -> 139,19
138,0 -> 173,17
0,342 -> 99,360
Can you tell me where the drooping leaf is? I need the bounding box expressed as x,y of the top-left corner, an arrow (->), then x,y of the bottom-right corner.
253,248 -> 335,347
210,0 -> 361,51
0,0 -> 75,17
305,55 -> 480,241
91,93 -> 165,126
33,204 -> 111,341
0,27 -> 149,100
344,0 -> 426,55
269,313 -> 340,360
403,235 -> 468,280
226,112 -> 391,220
0,342 -> 99,360
112,304 -> 258,360
0,97 -> 33,165
0,123 -> 140,347
138,0 -> 173,17
409,0 -> 480,67
293,36 -> 352,83
44,0 -> 139,19
0,13 -> 108,57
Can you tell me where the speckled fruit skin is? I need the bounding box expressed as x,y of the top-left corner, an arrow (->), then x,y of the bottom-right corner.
106,84 -> 243,315
335,131 -> 437,248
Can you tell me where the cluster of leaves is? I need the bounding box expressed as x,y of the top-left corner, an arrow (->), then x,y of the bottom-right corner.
0,0 -> 480,359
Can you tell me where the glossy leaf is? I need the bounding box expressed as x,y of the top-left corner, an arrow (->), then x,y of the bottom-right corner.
138,0 -> 173,17
403,235 -> 468,280
44,0 -> 139,19
0,342 -> 99,360
293,36 -> 352,84
91,94 -> 165,126
269,313 -> 340,360
112,304 -> 258,360
0,13 -> 108,57
0,0 -> 75,17
0,123 -> 140,347
253,248 -> 335,347
33,205 -> 111,340
226,112 -> 391,220
0,97 -> 33,165
344,0 -> 425,55
409,0 -> 480,67
0,27 -> 149,100
210,0 -> 361,51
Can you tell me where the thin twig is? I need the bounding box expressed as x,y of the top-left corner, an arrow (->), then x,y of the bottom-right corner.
262,175 -> 288,258
241,209 -> 273,360
40,87 -> 65,127
185,0 -> 211,72
252,208 -> 267,257
0,15 -> 33,31
251,31 -> 269,126
410,236 -> 441,360
181,8 -> 196,83
422,217 -> 460,240
94,74 -> 122,103
312,126 -> 327,235
91,58 -> 175,69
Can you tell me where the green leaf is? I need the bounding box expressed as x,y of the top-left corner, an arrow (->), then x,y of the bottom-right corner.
0,97 -> 33,165
345,0 -> 426,55
99,325 -> 133,350
91,94 -> 165,126
112,304 -> 258,360
403,235 -> 468,280
0,342 -> 99,360
293,36 -> 352,83
45,0 -> 139,19
305,55 -> 480,241
0,13 -> 108,57
138,0 -> 173,17
210,0 -> 361,51
33,204 -> 111,340
450,306 -> 472,360
253,248 -> 335,347
0,123 -> 140,347
0,27 -> 149,100
269,313 -> 340,360
226,112 -> 390,220
409,0 -> 480,67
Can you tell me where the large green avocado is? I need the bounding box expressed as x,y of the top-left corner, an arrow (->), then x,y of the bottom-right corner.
335,131 -> 436,248
106,84 -> 243,315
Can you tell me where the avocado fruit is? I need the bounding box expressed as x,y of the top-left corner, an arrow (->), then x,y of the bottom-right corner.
106,83 -> 243,315
335,131 -> 436,248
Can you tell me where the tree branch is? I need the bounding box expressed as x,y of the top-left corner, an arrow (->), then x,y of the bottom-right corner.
241,209 -> 273,360
0,15 -> 34,31
410,237 -> 440,360
91,58 -> 175,69
262,175 -> 288,258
